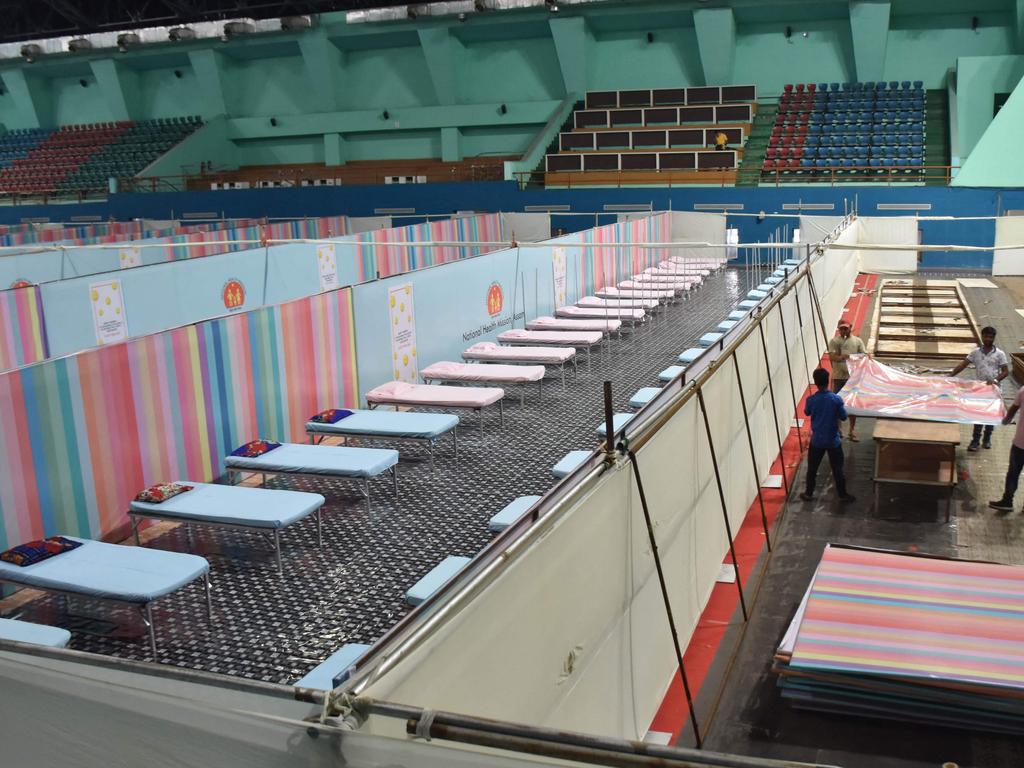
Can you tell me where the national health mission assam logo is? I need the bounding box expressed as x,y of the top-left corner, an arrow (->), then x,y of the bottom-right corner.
222,278 -> 246,311
486,282 -> 503,317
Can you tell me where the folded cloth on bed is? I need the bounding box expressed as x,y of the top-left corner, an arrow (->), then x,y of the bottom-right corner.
225,443 -> 399,478
0,537 -> 209,603
463,341 -> 575,364
309,408 -> 354,424
422,361 -> 545,383
130,482 -> 325,529
1,536 -> 82,567
134,482 -> 193,504
577,296 -> 659,310
231,439 -> 281,458
306,409 -> 458,439
526,316 -> 623,333
366,380 -> 505,408
554,306 -> 646,321
499,328 -> 604,346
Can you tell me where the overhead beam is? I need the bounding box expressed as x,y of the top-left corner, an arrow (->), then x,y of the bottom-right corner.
549,16 -> 589,96
298,29 -> 343,111
417,26 -> 462,105
0,69 -> 53,129
38,0 -> 92,29
187,49 -> 229,119
849,0 -> 890,83
89,59 -> 139,122
226,100 -> 561,140
1017,0 -> 1024,52
693,7 -> 736,86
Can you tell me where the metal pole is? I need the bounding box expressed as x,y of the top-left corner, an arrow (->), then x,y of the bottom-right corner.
804,246 -> 824,364
775,294 -> 805,453
757,321 -> 790,496
625,449 -> 703,748
732,354 -> 772,551
805,263 -> 831,350
696,387 -> 748,621
604,381 -> 615,455
792,277 -> 814,383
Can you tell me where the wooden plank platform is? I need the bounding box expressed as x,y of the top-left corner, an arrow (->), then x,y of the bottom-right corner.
870,278 -> 980,360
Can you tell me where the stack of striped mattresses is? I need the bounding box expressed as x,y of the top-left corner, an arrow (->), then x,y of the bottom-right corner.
774,544 -> 1024,735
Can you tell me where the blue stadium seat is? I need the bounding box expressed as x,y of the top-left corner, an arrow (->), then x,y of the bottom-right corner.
830,82 -> 841,91
913,80 -> 923,89
901,80 -> 912,90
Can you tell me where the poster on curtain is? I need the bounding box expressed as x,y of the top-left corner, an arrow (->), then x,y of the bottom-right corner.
388,283 -> 418,383
89,279 -> 128,345
553,246 -> 567,306
317,243 -> 338,292
119,246 -> 142,269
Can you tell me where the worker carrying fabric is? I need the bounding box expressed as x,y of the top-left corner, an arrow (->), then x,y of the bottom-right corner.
827,320 -> 867,441
713,131 -> 729,151
949,325 -> 1009,451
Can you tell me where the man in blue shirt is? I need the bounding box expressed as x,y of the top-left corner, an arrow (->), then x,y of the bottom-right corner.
801,367 -> 856,502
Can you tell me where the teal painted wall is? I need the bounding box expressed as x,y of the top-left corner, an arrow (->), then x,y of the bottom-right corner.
954,54 -> 1024,167
954,68 -> 1024,187
0,0 -> 1022,180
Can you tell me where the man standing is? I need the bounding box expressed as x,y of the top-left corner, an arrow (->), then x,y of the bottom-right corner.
950,326 -> 1008,451
801,367 -> 856,503
988,386 -> 1024,512
827,319 -> 867,441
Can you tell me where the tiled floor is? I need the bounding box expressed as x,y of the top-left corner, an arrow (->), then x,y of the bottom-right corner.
3,264 -> 756,684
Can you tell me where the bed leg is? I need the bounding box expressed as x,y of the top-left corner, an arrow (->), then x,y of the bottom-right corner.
392,466 -> 399,498
453,427 -> 458,460
478,409 -> 484,439
131,515 -> 141,546
520,388 -> 525,408
538,379 -> 543,403
316,508 -> 323,547
144,603 -> 157,659
364,479 -> 371,514
499,399 -> 504,429
560,363 -> 566,389
204,572 -> 213,625
274,530 -> 282,577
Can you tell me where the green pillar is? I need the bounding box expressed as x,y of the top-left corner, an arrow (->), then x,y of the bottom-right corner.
2,70 -> 53,128
89,59 -> 138,122
693,8 -> 736,86
849,1 -> 891,83
441,126 -> 462,162
549,16 -> 589,95
324,132 -> 346,166
188,49 -> 229,118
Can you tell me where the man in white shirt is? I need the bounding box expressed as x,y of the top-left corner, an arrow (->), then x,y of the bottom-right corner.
949,325 -> 1009,451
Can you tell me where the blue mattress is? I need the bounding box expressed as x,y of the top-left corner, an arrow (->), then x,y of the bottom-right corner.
406,555 -> 471,606
0,537 -> 208,603
755,283 -> 774,293
717,319 -> 738,333
738,299 -> 759,309
763,275 -> 782,285
225,443 -> 398,478
294,643 -> 370,690
658,365 -> 684,382
595,412 -> 633,437
130,482 -> 324,529
629,387 -> 661,408
0,617 -> 71,648
727,310 -> 747,321
679,347 -> 703,364
306,409 -> 458,440
699,332 -> 723,347
489,495 -> 542,533
552,450 -> 591,478
747,290 -> 768,300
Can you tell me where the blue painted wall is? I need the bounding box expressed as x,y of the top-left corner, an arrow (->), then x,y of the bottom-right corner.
0,183 -> 1008,269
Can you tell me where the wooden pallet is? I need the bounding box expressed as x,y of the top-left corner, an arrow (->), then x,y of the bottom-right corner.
869,279 -> 981,360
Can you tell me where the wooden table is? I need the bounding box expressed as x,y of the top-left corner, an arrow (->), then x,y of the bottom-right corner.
872,418 -> 960,521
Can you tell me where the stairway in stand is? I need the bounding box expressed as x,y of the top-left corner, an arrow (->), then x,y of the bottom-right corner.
924,89 -> 950,186
735,104 -> 777,187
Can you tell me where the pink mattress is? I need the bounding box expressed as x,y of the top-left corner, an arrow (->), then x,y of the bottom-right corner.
463,341 -> 574,363
602,286 -> 676,299
661,259 -> 721,269
618,279 -> 688,293
647,266 -> 710,278
421,361 -> 545,384
578,295 -> 659,310
499,328 -> 604,346
555,305 -> 645,321
627,275 -> 699,289
526,316 -> 623,333
366,380 -> 505,408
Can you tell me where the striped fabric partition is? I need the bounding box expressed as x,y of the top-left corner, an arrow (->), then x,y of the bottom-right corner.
354,213 -> 503,280
162,216 -> 349,261
0,285 -> 47,371
0,286 -> 358,549
578,212 -> 672,295
791,545 -> 1024,688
